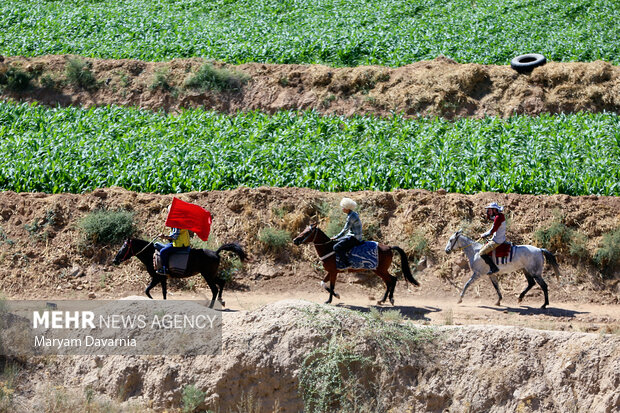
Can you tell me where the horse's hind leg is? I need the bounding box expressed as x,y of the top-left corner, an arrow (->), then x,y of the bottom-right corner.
518,272 -> 536,304
375,271 -> 395,306
215,278 -> 226,307
202,273 -> 219,308
389,275 -> 397,305
488,274 -> 503,306
533,274 -> 549,309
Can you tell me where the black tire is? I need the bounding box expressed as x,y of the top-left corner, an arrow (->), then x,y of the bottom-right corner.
510,53 -> 546,73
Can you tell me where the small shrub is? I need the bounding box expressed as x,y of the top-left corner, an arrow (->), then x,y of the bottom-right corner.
184,63 -> 249,92
40,73 -> 57,89
408,230 -> 430,260
65,58 -> 98,90
594,228 -> 620,276
0,66 -> 31,92
218,256 -> 243,282
258,227 -> 290,252
181,384 -> 206,413
150,68 -> 172,91
534,213 -> 590,262
312,199 -> 332,219
79,209 -> 135,245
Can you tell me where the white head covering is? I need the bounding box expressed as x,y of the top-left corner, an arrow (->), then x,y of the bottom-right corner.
340,197 -> 357,211
485,202 -> 504,212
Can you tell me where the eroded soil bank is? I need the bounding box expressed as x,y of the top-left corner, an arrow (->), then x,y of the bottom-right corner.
4,301 -> 619,412
2,55 -> 620,118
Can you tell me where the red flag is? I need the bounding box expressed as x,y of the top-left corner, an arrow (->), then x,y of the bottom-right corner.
165,197 -> 212,241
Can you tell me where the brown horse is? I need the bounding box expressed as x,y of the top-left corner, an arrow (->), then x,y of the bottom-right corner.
293,224 -> 420,305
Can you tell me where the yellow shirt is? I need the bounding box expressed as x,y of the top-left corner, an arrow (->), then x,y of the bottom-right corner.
172,229 -> 190,247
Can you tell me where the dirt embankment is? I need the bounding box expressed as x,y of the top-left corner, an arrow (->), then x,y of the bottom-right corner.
0,186 -> 618,306
2,55 -> 620,118
6,300 -> 620,412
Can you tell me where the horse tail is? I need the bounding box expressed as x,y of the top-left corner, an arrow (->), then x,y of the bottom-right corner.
542,249 -> 561,278
390,246 -> 420,286
216,243 -> 247,261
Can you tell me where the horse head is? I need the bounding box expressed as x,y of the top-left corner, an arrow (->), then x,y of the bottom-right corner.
293,224 -> 319,246
445,229 -> 463,254
113,238 -> 134,265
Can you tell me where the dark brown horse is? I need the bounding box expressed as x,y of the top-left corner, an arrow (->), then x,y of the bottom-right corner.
113,238 -> 246,308
293,225 -> 420,305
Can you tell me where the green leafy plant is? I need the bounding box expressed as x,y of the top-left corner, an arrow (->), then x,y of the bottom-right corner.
2,0 -> 619,66
184,63 -> 249,92
594,228 -> 620,276
181,384 -> 206,413
65,58 -> 98,90
258,227 -> 290,252
150,67 -> 172,91
78,209 -> 135,245
0,66 -> 31,92
0,102 -> 619,196
534,212 -> 591,262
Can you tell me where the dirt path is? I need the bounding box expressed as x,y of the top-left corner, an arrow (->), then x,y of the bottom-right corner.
165,287 -> 620,335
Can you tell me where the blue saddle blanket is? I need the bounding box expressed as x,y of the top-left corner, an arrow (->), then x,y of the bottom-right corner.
336,241 -> 379,270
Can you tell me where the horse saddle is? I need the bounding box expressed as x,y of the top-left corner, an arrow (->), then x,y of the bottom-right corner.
492,242 -> 514,264
153,249 -> 190,276
336,241 -> 379,270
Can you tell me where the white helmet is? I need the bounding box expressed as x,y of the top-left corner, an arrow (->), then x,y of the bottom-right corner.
340,197 -> 357,211
485,202 -> 504,212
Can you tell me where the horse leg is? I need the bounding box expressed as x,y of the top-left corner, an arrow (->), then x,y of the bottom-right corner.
388,276 -> 398,305
321,272 -> 339,304
533,274 -> 549,309
161,277 -> 168,300
375,271 -> 394,306
202,273 -> 219,308
145,277 -> 160,299
215,278 -> 226,307
518,273 -> 536,304
458,272 -> 480,304
488,274 -> 503,306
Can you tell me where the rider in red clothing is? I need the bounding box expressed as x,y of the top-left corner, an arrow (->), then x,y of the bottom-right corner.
478,202 -> 506,275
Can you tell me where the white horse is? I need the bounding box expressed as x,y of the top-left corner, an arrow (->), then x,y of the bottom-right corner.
445,230 -> 561,309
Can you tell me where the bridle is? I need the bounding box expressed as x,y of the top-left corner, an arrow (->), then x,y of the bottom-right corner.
118,239 -> 134,262
297,226 -> 333,246
447,231 -> 478,252
118,238 -> 155,262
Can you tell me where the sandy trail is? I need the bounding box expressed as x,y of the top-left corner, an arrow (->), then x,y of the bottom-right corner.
165,287 -> 620,335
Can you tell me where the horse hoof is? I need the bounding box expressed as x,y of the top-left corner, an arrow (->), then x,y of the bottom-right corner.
495,301 -> 501,306
457,298 -> 463,304
218,300 -> 226,307
334,292 -> 340,299
541,304 -> 548,309
377,301 -> 384,306
389,298 -> 395,306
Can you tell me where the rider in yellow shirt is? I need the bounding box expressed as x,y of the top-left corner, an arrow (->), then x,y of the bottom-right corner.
157,227 -> 190,275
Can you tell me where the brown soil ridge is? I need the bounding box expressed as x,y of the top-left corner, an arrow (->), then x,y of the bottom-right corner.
2,55 -> 620,118
10,300 -> 620,412
1,187 -> 618,305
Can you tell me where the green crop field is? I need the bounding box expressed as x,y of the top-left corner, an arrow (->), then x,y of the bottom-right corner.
0,0 -> 618,66
1,102 -> 618,196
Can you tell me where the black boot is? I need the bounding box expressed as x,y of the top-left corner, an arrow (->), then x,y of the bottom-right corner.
481,254 -> 499,275
336,252 -> 351,268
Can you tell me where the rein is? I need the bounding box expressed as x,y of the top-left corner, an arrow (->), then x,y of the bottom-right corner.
301,226 -> 333,246
123,236 -> 158,261
449,232 -> 479,252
